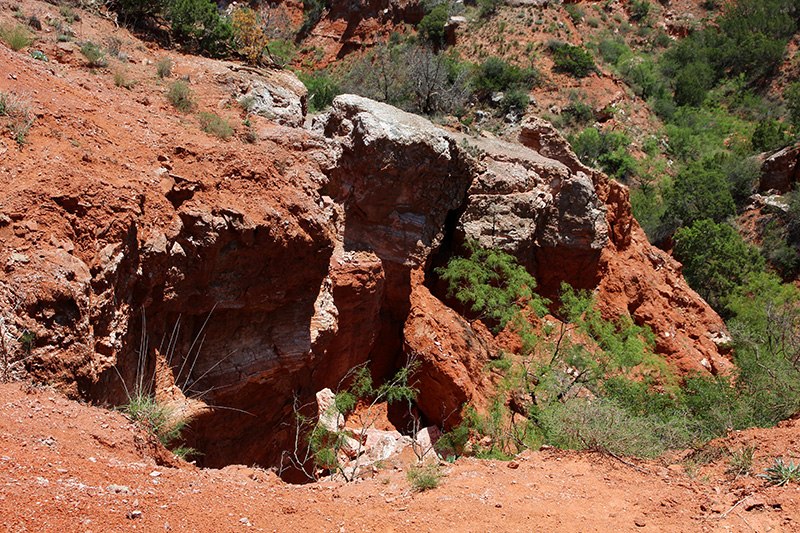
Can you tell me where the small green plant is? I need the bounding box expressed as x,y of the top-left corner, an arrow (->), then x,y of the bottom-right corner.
281,360 -> 418,481
198,111 -> 234,140
240,117 -> 258,143
156,57 -> 173,79
726,446 -> 755,479
758,458 -> 800,486
1,24 -> 33,51
80,41 -> 108,68
406,461 -> 444,491
18,329 -> 34,353
29,50 -> 47,61
0,91 -> 34,144
239,95 -> 257,113
113,70 -> 136,89
167,81 -> 196,112
59,5 -> 78,22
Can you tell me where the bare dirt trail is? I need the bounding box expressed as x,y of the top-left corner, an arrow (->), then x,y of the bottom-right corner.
2,382 -> 798,533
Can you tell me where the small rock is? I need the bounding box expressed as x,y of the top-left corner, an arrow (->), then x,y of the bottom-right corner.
634,518 -> 646,527
507,460 -> 520,469
127,510 -> 142,520
107,484 -> 130,494
150,470 -> 161,477
239,517 -> 251,526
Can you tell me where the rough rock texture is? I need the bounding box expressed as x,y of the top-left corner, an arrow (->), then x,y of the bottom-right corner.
759,142 -> 800,194
403,271 -> 497,427
0,26 -> 731,471
316,95 -> 475,267
222,65 -> 308,127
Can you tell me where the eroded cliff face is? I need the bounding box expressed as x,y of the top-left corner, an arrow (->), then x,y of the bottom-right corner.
0,43 -> 729,470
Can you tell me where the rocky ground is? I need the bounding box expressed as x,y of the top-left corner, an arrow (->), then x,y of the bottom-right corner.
2,381 -> 800,532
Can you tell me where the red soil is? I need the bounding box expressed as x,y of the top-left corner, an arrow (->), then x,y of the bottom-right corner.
2,381 -> 800,532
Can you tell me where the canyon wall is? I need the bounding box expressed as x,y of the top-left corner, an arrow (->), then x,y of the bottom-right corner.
0,46 -> 729,469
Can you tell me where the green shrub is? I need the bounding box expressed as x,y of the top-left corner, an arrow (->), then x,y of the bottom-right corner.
80,41 -> 108,68
197,111 -> 234,139
568,127 -> 635,180
478,0 -> 503,18
665,160 -> 736,226
299,0 -> 325,36
540,398 -> 678,457
407,461 -> 444,491
786,81 -> 800,128
156,57 -> 173,78
166,81 -> 196,112
726,272 -> 800,424
499,88 -> 529,113
551,43 -> 595,78
597,37 -> 631,66
751,118 -> 788,152
165,0 -> 232,56
436,240 -> 549,331
1,23 -> 34,51
674,219 -> 764,311
419,3 -> 449,46
0,91 -> 34,144
300,72 -> 341,113
265,38 -> 296,68
473,56 -> 542,93
564,4 -> 584,24
629,0 -> 651,23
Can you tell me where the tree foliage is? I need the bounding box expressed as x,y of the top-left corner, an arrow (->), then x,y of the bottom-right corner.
673,219 -> 764,312
437,240 -> 548,331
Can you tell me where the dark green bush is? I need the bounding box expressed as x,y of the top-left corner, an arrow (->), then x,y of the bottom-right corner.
473,56 -> 541,93
629,0 -> 651,22
786,81 -> 800,128
478,0 -> 503,18
568,127 -> 635,180
597,37 -> 630,66
674,219 -> 764,311
299,72 -> 341,112
751,119 -> 788,152
564,4 -> 584,24
165,0 -> 232,56
299,0 -> 325,36
419,4 -> 449,46
665,159 -> 736,226
551,43 -> 595,78
499,88 -> 529,113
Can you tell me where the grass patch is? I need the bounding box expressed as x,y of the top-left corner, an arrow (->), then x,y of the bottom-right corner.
113,70 -> 136,89
156,57 -> 173,79
80,41 -> 108,68
0,91 -> 34,144
1,24 -> 33,51
406,461 -> 444,491
198,111 -> 234,139
167,81 -> 196,112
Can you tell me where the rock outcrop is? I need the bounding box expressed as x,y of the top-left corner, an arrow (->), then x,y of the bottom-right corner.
759,142 -> 800,194
0,35 -> 731,472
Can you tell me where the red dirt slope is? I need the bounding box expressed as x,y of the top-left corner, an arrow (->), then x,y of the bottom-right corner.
2,382 -> 799,532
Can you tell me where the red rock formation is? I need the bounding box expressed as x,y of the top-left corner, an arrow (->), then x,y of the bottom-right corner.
0,31 -> 731,471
